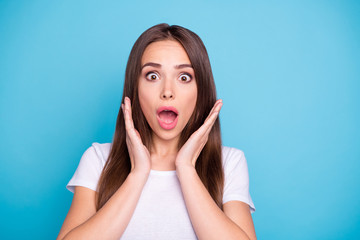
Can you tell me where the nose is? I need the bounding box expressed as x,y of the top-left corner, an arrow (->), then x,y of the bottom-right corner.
161,91 -> 173,99
160,78 -> 174,100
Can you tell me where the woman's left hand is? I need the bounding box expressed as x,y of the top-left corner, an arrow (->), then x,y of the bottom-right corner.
175,99 -> 223,170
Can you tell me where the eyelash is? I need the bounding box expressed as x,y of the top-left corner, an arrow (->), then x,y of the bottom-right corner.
145,72 -> 159,81
144,72 -> 193,82
179,73 -> 193,82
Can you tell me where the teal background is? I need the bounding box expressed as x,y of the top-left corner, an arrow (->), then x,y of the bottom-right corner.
0,0 -> 359,239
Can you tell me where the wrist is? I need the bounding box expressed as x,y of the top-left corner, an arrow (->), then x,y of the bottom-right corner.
176,163 -> 196,178
129,169 -> 150,183
130,163 -> 151,175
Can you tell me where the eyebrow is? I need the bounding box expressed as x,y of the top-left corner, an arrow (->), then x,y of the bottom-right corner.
175,64 -> 193,69
141,62 -> 161,69
141,62 -> 193,69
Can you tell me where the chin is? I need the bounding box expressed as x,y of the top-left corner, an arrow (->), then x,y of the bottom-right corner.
153,127 -> 183,141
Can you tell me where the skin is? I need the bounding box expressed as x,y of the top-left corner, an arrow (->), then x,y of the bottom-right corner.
57,40 -> 256,240
137,40 -> 198,170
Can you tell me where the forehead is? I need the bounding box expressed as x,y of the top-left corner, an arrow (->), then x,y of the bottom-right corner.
141,40 -> 191,65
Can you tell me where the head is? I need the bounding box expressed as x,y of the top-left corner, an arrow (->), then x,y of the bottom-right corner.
97,24 -> 223,210
121,23 -> 217,149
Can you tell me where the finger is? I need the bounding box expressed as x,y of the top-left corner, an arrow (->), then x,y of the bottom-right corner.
124,97 -> 135,129
124,128 -> 136,167
122,99 -> 139,170
200,101 -> 223,136
204,99 -> 223,123
123,100 -> 139,141
121,103 -> 125,117
202,99 -> 223,129
204,101 -> 222,131
123,101 -> 131,131
124,98 -> 144,146
191,102 -> 222,140
123,97 -> 136,131
123,105 -> 131,139
124,109 -> 139,141
122,102 -> 131,134
204,101 -> 218,122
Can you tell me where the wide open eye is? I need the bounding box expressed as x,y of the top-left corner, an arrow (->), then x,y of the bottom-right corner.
146,72 -> 159,81
179,73 -> 192,82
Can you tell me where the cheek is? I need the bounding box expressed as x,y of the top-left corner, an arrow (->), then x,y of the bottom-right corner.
138,83 -> 153,119
182,86 -> 198,119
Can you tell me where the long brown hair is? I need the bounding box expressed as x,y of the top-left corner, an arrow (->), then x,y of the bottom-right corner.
96,23 -> 224,210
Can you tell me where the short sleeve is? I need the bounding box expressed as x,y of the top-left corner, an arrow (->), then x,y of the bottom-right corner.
66,142 -> 109,193
222,147 -> 256,213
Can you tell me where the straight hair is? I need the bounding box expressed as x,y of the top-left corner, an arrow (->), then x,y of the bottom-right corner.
96,23 -> 224,210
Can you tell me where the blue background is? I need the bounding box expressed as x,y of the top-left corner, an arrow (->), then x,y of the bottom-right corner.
0,0 -> 359,239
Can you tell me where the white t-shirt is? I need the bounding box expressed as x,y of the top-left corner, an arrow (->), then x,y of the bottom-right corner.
67,142 -> 256,239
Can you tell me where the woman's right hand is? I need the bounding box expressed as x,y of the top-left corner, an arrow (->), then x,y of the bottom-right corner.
122,96 -> 151,175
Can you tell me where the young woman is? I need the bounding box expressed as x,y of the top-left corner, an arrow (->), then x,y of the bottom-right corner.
57,23 -> 256,240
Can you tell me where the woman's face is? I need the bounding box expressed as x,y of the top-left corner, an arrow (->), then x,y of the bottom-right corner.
138,40 -> 198,142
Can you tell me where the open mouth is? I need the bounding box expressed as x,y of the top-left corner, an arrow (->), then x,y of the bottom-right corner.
156,106 -> 179,130
158,110 -> 178,123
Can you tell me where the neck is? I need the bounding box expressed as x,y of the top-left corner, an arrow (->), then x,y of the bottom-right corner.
149,133 -> 179,171
150,133 -> 179,157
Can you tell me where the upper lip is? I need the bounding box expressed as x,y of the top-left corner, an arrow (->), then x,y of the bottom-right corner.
156,106 -> 178,115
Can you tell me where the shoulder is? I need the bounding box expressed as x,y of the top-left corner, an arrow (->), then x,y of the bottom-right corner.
221,146 -> 246,169
221,146 -> 255,213
82,142 -> 112,166
76,142 -> 113,168
66,142 -> 112,193
221,146 -> 245,159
